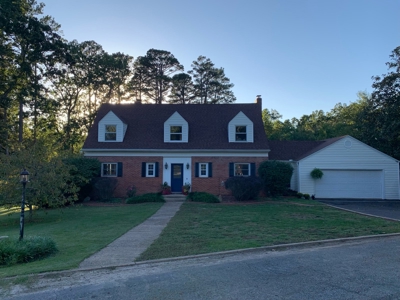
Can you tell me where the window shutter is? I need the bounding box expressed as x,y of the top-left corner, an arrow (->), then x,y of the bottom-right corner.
117,162 -> 123,177
208,162 -> 213,177
155,162 -> 159,177
250,163 -> 256,176
229,163 -> 234,177
141,162 -> 146,177
195,163 -> 199,177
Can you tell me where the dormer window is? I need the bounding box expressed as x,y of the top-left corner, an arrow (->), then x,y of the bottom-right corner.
105,125 -> 117,141
235,126 -> 247,141
170,126 -> 182,141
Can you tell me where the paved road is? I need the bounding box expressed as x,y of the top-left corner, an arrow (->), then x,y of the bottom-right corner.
4,236 -> 400,300
318,200 -> 400,220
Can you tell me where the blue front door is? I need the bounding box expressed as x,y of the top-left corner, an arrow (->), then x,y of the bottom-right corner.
171,164 -> 183,192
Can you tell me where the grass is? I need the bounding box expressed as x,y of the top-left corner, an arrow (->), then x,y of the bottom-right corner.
0,203 -> 163,278
137,199 -> 400,261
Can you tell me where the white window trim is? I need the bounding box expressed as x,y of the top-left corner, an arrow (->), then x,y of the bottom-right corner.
170,125 -> 183,142
235,125 -> 247,142
234,163 -> 250,177
199,163 -> 208,178
146,163 -> 155,177
105,124 -> 117,142
102,163 -> 117,177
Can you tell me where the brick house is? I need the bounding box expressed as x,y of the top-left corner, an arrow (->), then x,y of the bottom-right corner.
82,96 -> 269,197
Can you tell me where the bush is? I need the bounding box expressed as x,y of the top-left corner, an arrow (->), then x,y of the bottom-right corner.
186,192 -> 220,203
0,236 -> 58,266
126,185 -> 137,198
64,156 -> 101,201
93,178 -> 118,201
310,168 -> 324,179
224,176 -> 263,201
126,193 -> 165,204
258,160 -> 294,197
296,192 -> 303,199
303,193 -> 310,200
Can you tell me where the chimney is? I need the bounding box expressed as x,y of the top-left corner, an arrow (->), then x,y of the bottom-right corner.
255,95 -> 262,107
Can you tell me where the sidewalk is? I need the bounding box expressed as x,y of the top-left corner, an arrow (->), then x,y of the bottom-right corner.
79,201 -> 183,269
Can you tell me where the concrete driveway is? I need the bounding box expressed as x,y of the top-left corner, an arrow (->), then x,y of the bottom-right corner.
318,199 -> 400,221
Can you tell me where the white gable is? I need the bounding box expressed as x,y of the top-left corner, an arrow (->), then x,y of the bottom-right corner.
228,111 -> 254,143
164,111 -> 189,143
98,111 -> 126,142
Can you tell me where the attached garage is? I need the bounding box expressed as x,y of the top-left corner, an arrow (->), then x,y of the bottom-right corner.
314,170 -> 383,199
268,136 -> 400,200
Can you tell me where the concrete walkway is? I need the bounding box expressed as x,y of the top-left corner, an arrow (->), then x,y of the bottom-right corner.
79,201 -> 183,269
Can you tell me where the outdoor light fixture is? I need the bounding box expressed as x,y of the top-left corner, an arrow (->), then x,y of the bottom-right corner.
165,162 -> 168,169
186,163 -> 190,169
19,169 -> 29,241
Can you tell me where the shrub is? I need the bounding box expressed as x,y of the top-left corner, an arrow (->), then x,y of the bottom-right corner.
64,156 -> 101,201
224,176 -> 263,201
126,193 -> 165,204
303,193 -> 310,200
310,168 -> 324,179
186,192 -> 220,203
126,185 -> 137,198
93,178 -> 118,201
258,160 -> 294,196
0,236 -> 58,266
296,192 -> 303,199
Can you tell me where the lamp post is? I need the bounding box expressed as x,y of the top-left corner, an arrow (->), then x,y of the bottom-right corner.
19,169 -> 29,241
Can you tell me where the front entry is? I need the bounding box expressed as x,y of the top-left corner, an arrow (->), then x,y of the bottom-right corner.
171,164 -> 184,192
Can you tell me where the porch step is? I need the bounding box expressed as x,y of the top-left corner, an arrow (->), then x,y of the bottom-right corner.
163,194 -> 187,202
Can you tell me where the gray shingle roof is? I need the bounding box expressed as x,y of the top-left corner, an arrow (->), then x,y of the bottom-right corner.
268,136 -> 345,161
83,103 -> 269,151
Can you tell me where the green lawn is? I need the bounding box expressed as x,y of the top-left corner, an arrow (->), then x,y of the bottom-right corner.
0,203 -> 163,278
137,199 -> 400,261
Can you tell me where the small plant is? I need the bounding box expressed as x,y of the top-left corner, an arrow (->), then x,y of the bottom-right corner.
126,185 -> 137,198
303,193 -> 310,200
224,176 -> 262,201
161,182 -> 171,195
296,192 -> 303,199
126,193 -> 165,204
187,192 -> 220,203
182,182 -> 191,195
310,168 -> 324,179
0,236 -> 58,266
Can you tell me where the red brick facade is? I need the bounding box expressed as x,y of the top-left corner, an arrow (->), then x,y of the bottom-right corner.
91,155 -> 268,198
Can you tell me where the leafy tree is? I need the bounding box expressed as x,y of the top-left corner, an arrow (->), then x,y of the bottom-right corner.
0,142 -> 79,216
359,46 -> 400,159
138,49 -> 183,104
189,56 -> 236,104
169,73 -> 195,104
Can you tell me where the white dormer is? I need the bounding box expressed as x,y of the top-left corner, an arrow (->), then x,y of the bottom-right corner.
228,111 -> 254,143
98,111 -> 127,142
164,112 -> 188,143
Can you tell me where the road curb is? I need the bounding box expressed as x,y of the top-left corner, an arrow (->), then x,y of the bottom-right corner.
4,232 -> 400,280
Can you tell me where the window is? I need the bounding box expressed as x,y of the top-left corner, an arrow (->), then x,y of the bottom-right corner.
146,163 -> 155,177
102,163 -> 117,177
235,126 -> 247,141
170,126 -> 182,141
234,163 -> 250,176
105,125 -> 116,141
199,163 -> 208,177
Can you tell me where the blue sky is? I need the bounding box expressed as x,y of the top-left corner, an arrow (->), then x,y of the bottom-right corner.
43,0 -> 399,119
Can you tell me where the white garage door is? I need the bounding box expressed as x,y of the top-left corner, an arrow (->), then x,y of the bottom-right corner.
315,170 -> 383,199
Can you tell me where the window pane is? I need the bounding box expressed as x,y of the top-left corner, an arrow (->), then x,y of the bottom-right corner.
170,126 -> 182,133
103,163 -> 117,176
105,125 -> 116,141
200,164 -> 207,176
236,126 -> 246,133
235,164 -> 249,176
147,164 -> 154,176
173,165 -> 182,178
170,133 -> 182,140
235,133 -> 247,141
